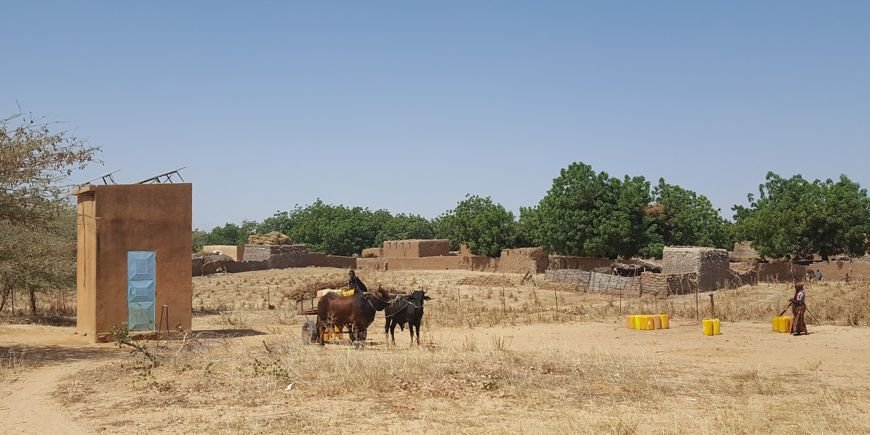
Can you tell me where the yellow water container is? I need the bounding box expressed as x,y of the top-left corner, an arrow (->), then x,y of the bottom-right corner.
626,315 -> 635,329
702,319 -> 714,336
653,316 -> 662,330
659,314 -> 670,329
644,315 -> 656,330
713,319 -> 721,335
633,315 -> 642,330
773,316 -> 785,333
340,288 -> 355,296
775,316 -> 790,333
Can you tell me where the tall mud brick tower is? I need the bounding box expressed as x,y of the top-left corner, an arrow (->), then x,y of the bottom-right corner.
662,246 -> 731,292
75,183 -> 192,342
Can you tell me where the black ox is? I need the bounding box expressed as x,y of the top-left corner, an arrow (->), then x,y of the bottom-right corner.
384,290 -> 431,345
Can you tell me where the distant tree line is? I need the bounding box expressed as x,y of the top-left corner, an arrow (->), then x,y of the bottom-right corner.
195,161 -> 870,260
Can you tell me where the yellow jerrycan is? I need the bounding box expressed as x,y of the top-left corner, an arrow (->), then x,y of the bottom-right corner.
702,319 -> 714,336
659,314 -> 670,329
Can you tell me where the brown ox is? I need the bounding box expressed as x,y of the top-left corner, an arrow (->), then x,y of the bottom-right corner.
316,286 -> 391,346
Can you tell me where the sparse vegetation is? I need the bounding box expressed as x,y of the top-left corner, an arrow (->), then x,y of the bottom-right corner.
52,312 -> 870,434
110,324 -> 159,368
3,267 -> 870,433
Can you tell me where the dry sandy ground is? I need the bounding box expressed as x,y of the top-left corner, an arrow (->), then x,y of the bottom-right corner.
438,319 -> 870,380
2,268 -> 869,433
0,325 -> 116,434
3,316 -> 870,434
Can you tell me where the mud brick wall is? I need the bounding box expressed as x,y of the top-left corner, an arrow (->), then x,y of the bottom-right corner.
194,248 -> 356,276
304,253 -> 357,269
382,239 -> 450,258
804,259 -> 870,281
460,255 -> 498,272
640,272 -> 698,296
243,244 -> 309,262
662,247 -> 730,292
498,247 -> 548,274
225,260 -> 269,273
203,245 -> 245,261
757,261 -> 806,283
361,248 -> 383,258
357,256 -> 462,271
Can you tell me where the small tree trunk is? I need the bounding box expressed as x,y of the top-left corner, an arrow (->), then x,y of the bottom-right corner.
0,282 -> 10,312
29,288 -> 37,316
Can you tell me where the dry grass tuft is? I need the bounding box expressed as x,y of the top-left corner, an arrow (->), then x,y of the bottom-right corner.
0,348 -> 32,381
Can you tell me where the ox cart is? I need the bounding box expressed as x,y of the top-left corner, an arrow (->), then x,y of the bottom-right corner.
296,289 -> 354,344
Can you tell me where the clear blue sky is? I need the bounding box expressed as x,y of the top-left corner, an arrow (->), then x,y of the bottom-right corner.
3,1 -> 869,230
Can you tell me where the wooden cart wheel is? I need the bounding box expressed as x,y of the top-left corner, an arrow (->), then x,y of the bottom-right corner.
301,319 -> 318,344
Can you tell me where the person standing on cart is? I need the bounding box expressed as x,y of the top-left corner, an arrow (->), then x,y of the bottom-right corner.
348,269 -> 368,294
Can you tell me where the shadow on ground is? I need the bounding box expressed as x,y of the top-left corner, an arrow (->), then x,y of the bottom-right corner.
0,316 -> 76,327
0,344 -> 117,366
190,328 -> 267,339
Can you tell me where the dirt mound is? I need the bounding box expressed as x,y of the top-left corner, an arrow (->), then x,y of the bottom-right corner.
247,231 -> 292,245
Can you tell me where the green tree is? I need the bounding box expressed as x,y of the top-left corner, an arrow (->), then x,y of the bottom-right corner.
433,195 -> 516,257
818,176 -> 870,257
270,200 -> 389,256
733,172 -> 870,259
374,213 -> 434,246
257,203 -> 435,255
523,162 -> 652,258
649,178 -> 733,251
514,206 -> 540,249
192,229 -> 208,252
257,210 -> 292,235
203,222 -> 256,246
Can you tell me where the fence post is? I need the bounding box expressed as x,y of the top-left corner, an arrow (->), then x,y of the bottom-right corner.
709,294 -> 715,318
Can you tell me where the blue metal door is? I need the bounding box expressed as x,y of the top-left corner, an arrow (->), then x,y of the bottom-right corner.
127,251 -> 156,331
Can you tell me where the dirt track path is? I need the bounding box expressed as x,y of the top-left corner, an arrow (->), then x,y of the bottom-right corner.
0,361 -> 93,434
